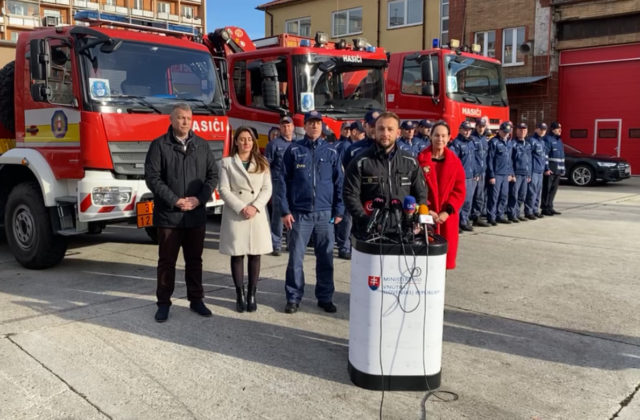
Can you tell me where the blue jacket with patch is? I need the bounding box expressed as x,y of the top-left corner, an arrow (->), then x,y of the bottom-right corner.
397,136 -> 430,156
279,136 -> 345,217
487,135 -> 514,178
472,130 -> 490,174
543,133 -> 566,175
528,133 -> 549,174
511,137 -> 533,176
342,137 -> 374,168
265,135 -> 294,182
449,134 -> 479,178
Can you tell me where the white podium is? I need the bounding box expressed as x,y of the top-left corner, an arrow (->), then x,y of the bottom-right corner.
348,236 -> 447,390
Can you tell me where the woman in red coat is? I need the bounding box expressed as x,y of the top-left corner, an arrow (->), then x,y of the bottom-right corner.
417,121 -> 467,269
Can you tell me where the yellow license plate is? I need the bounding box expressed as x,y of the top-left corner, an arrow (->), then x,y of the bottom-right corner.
136,201 -> 154,228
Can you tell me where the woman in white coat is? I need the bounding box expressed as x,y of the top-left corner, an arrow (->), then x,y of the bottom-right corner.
219,127 -> 273,312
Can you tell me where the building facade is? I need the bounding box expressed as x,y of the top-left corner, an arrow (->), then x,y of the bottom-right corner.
0,0 -> 205,66
257,0 -> 447,53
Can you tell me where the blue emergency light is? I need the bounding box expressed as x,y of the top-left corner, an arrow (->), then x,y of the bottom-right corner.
74,10 -> 199,36
300,39 -> 311,47
432,38 -> 440,48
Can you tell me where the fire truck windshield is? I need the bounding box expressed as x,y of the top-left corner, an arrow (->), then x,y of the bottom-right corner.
293,55 -> 385,116
78,40 -> 225,114
444,54 -> 508,107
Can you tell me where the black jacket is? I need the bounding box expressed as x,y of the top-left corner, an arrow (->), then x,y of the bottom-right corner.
144,126 -> 218,228
343,143 -> 427,235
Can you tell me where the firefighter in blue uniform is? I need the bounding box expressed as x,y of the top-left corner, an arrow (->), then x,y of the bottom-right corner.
525,122 -> 550,219
415,119 -> 433,143
508,122 -> 533,222
449,120 -> 479,231
486,122 -> 515,225
342,109 -> 381,168
470,116 -> 491,227
397,120 -> 429,156
541,121 -> 565,216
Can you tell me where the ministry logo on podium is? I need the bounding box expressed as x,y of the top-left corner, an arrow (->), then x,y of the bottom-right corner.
368,275 -> 380,291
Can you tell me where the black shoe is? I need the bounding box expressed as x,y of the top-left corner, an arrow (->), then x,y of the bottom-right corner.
473,219 -> 491,227
551,209 -> 562,215
155,304 -> 170,323
271,250 -> 281,256
460,224 -> 474,232
542,210 -> 554,216
246,288 -> 257,312
235,287 -> 246,313
284,302 -> 299,314
497,218 -> 511,224
338,251 -> 352,260
536,212 -> 545,218
487,219 -> 497,226
518,216 -> 527,222
190,300 -> 212,317
526,214 -> 537,220
509,218 -> 520,223
317,301 -> 337,313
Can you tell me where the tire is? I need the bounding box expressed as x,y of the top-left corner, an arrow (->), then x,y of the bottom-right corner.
0,61 -> 15,132
570,164 -> 595,186
4,182 -> 67,269
145,226 -> 158,244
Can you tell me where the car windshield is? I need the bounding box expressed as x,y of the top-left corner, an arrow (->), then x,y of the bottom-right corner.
293,55 -> 386,116
444,54 -> 508,107
78,39 -> 225,114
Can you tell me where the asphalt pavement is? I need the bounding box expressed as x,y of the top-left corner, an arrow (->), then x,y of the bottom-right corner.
0,178 -> 639,419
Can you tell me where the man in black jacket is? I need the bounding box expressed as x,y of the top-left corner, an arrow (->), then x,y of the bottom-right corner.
343,112 -> 427,238
144,103 -> 218,322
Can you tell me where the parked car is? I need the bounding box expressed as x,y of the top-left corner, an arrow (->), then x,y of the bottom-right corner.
562,144 -> 632,186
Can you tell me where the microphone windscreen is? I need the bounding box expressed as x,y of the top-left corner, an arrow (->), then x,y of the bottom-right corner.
372,197 -> 386,209
418,204 -> 429,215
363,200 -> 373,216
403,195 -> 416,212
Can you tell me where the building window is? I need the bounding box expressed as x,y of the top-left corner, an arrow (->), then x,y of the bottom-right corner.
502,27 -> 525,66
43,9 -> 62,24
285,17 -> 311,37
388,0 -> 423,29
440,0 -> 449,43
105,0 -> 115,6
181,5 -> 193,19
474,31 -> 496,58
157,2 -> 169,14
133,0 -> 142,10
332,7 -> 362,37
6,0 -> 39,17
10,31 -> 21,42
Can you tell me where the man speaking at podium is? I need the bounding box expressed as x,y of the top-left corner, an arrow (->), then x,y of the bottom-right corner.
343,112 -> 427,238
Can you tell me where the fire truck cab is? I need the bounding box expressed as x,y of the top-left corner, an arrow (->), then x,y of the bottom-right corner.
205,27 -> 388,146
0,11 -> 229,268
386,40 -> 509,131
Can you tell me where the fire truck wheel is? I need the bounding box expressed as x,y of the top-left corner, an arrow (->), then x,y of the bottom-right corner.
0,61 -> 15,132
4,182 -> 67,269
145,227 -> 159,244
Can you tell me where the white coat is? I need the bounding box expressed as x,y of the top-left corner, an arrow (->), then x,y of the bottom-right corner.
218,155 -> 273,256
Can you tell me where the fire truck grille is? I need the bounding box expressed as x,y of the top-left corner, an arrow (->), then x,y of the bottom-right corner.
108,141 -> 225,177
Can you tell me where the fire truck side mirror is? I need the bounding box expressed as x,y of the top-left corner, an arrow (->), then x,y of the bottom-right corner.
421,59 -> 435,97
29,39 -> 50,82
261,62 -> 280,110
31,83 -> 51,102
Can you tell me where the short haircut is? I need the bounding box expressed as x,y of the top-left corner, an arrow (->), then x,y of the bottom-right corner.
171,103 -> 192,116
375,111 -> 401,127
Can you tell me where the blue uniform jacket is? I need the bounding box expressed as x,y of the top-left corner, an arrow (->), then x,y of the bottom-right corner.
397,136 -> 430,156
265,136 -> 294,182
487,136 -> 514,178
528,133 -> 549,174
449,134 -> 479,178
543,133 -> 566,175
342,137 -> 373,168
334,138 -> 354,161
472,130 -> 489,174
279,136 -> 345,217
511,138 -> 533,176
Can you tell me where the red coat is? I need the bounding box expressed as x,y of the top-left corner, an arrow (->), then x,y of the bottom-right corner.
417,146 -> 466,269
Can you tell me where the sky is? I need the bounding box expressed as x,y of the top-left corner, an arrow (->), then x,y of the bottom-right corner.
206,0 -> 267,40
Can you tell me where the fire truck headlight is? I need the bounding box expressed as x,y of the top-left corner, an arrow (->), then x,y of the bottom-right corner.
92,187 -> 133,205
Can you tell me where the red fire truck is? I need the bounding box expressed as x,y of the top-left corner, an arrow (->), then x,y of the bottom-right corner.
204,27 -> 388,147
0,11 -> 230,268
386,41 -> 509,132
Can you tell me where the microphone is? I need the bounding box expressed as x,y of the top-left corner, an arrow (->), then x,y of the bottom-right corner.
403,195 -> 416,216
390,198 -> 403,235
365,197 -> 386,234
418,204 -> 434,225
363,200 -> 374,216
